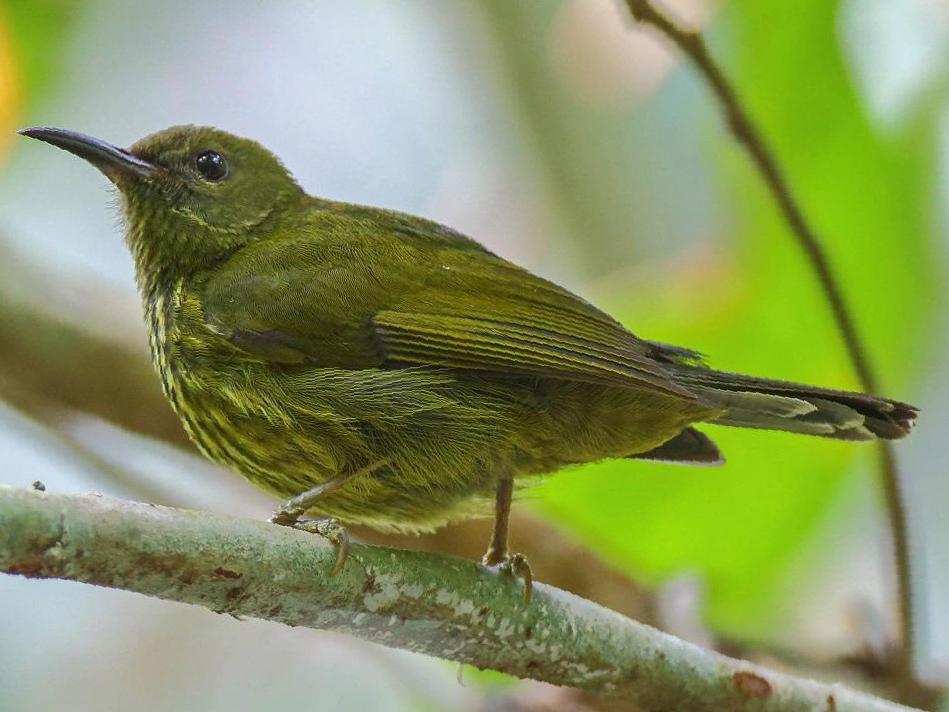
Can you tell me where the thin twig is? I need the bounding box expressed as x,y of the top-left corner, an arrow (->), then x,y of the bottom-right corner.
622,0 -> 915,677
0,486 -> 923,712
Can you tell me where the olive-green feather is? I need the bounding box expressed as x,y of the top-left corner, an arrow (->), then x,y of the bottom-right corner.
25,125 -> 914,534
198,217 -> 695,398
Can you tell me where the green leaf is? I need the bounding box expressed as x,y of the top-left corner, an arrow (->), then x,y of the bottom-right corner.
533,0 -> 936,634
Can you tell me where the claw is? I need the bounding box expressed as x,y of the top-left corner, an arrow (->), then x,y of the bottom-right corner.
507,553 -> 533,605
270,513 -> 351,575
483,551 -> 533,605
269,505 -> 304,527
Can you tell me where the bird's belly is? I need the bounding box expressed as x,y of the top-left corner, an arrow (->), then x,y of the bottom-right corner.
161,360 -> 521,532
146,287 -> 512,531
167,371 -> 359,500
156,332 -> 708,533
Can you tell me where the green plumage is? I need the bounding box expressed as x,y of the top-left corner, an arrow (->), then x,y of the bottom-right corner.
21,125 -> 918,534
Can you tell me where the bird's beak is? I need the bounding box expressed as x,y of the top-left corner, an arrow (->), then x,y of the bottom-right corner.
17,127 -> 157,179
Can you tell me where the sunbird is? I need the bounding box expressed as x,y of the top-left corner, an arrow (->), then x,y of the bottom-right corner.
19,126 -> 917,601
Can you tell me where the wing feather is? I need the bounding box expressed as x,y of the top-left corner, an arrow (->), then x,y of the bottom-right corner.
198,205 -> 699,400
373,311 -> 695,397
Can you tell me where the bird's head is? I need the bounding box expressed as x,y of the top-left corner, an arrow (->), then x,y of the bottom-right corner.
18,125 -> 305,284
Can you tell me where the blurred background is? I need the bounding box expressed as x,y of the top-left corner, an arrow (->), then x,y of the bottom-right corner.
0,0 -> 946,709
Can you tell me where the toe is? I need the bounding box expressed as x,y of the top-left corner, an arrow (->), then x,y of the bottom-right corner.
509,554 -> 533,605
488,553 -> 534,606
274,517 -> 351,575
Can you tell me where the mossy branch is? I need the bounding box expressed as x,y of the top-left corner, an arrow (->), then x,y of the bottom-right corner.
0,485 -> 920,712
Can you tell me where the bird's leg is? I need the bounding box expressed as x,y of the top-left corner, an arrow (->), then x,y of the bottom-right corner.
270,462 -> 384,575
270,472 -> 354,526
482,477 -> 533,604
482,477 -> 513,566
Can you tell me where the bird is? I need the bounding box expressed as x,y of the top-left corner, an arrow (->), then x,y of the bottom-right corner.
18,125 -> 917,602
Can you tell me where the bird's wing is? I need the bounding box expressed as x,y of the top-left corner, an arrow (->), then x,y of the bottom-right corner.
370,308 -> 691,397
198,206 -> 698,399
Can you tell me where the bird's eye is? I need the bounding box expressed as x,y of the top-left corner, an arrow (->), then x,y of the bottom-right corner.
194,150 -> 228,181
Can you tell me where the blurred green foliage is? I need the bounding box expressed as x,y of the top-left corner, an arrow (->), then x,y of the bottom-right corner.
1,0 -> 939,646
3,0 -> 75,108
523,1 -> 938,634
3,4 -> 945,711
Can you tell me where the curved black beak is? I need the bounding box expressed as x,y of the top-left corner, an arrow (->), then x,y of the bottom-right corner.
17,127 -> 157,179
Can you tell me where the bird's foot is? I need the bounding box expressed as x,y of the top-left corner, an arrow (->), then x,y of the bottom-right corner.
482,550 -> 533,605
270,510 -> 350,575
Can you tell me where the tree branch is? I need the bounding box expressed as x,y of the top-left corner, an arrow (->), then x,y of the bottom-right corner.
622,0 -> 916,679
0,486 -> 921,712
2,289 -> 936,707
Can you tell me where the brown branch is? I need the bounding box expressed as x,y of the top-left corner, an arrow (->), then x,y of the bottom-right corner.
622,0 -> 917,689
0,294 -> 187,449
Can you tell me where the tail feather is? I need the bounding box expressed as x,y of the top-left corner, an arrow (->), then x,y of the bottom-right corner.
671,365 -> 917,441
632,427 -> 725,465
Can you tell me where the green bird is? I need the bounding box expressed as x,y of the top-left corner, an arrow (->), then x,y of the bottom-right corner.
19,125 -> 917,600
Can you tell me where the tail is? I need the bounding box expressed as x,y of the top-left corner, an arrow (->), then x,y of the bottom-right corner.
671,365 -> 917,441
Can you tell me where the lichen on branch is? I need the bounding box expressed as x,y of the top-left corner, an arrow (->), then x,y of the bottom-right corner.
0,486 -> 919,711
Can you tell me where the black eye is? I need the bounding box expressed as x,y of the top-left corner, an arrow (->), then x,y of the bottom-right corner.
195,150 -> 228,181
